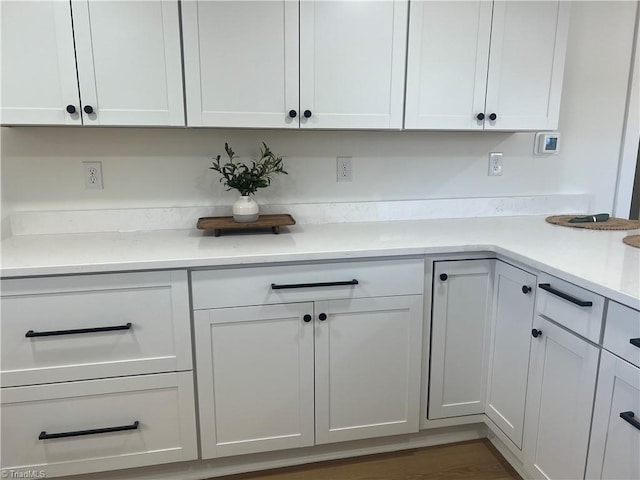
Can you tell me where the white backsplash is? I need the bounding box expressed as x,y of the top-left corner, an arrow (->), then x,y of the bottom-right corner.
9,194 -> 590,235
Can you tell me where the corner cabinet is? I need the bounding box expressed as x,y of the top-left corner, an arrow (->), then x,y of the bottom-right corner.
485,261 -> 536,450
182,0 -> 408,129
522,275 -> 604,480
429,259 -> 494,419
191,258 -> 424,458
405,0 -> 570,130
1,0 -> 184,126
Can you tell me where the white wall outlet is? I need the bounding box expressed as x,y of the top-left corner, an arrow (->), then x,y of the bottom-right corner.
488,153 -> 503,176
337,156 -> 353,182
83,161 -> 103,189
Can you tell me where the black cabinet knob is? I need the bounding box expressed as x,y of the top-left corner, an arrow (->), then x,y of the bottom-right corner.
476,113 -> 485,121
522,285 -> 532,294
488,113 -> 497,121
288,110 -> 297,118
318,313 -> 327,321
303,314 -> 312,323
83,105 -> 94,114
440,273 -> 448,281
532,329 -> 542,338
66,105 -> 77,114
303,110 -> 312,118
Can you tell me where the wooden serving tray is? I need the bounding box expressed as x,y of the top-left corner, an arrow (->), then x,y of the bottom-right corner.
197,214 -> 296,237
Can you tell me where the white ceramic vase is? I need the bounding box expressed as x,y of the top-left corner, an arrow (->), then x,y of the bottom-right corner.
232,195 -> 259,223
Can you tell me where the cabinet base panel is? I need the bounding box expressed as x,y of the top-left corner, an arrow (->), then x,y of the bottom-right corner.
58,424 -> 487,480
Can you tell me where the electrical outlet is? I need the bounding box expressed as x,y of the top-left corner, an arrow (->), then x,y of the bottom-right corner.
488,153 -> 503,176
337,156 -> 353,182
83,161 -> 103,189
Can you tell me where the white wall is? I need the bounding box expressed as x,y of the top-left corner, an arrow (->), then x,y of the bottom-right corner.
1,1 -> 637,220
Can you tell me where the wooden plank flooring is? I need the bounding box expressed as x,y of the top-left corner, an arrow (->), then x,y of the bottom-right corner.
214,439 -> 522,480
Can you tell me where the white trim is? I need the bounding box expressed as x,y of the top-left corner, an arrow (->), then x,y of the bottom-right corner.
614,6 -> 640,219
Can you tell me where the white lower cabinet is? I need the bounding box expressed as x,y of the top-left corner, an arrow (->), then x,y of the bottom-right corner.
0,270 -> 196,478
0,372 -> 197,478
586,301 -> 640,480
195,303 -> 315,458
586,351 -> 640,480
485,261 -> 536,449
523,316 -> 600,479
192,258 -> 424,458
429,259 -> 494,419
314,296 -> 423,444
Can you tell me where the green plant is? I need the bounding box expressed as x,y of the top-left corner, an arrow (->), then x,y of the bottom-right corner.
210,142 -> 288,196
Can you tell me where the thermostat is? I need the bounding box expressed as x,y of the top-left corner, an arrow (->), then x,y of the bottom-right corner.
534,132 -> 560,155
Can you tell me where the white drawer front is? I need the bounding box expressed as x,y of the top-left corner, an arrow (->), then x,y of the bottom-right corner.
604,301 -> 640,368
1,271 -> 192,387
536,273 -> 604,343
191,258 -> 425,309
0,372 -> 197,478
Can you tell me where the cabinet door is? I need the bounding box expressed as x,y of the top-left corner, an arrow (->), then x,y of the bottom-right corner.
194,303 -> 315,458
404,0 -> 492,130
485,261 -> 536,449
523,317 -> 600,480
182,0 -> 299,128
0,1 -> 81,125
484,1 -> 570,130
315,295 -> 423,443
586,351 -> 640,480
72,0 -> 184,126
429,260 -> 494,419
299,0 -> 408,129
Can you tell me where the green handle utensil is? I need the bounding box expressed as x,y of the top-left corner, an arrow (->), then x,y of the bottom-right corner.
568,213 -> 610,223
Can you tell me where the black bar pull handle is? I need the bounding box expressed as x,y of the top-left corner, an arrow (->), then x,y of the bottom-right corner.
271,279 -> 359,290
630,338 -> 640,349
39,421 -> 139,440
26,323 -> 132,338
538,284 -> 593,307
620,411 -> 640,431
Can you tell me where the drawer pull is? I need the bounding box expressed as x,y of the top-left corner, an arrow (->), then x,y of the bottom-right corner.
271,279 -> 359,290
620,411 -> 640,431
630,338 -> 640,349
39,420 -> 140,440
538,284 -> 593,307
26,323 -> 133,338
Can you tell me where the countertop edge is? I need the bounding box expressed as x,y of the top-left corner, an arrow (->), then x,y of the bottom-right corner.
2,239 -> 638,311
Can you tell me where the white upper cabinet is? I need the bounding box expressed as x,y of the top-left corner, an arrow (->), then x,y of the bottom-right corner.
1,1 -> 81,125
182,0 -> 300,128
299,0 -> 408,129
484,1 -> 570,131
72,0 -> 184,126
183,0 -> 408,129
405,1 -> 492,130
405,1 -> 570,131
1,0 -> 184,126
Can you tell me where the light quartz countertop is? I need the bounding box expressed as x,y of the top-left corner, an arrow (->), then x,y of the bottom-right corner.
2,215 -> 639,310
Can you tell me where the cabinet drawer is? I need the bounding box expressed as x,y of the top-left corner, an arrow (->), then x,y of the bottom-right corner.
1,271 -> 192,387
0,372 -> 197,478
604,301 -> 640,368
191,258 -> 425,309
535,273 -> 604,343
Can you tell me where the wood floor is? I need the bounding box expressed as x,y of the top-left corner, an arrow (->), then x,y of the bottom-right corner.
214,439 -> 522,480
